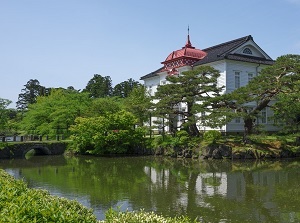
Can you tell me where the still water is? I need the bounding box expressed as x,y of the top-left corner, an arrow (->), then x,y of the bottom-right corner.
0,155 -> 300,222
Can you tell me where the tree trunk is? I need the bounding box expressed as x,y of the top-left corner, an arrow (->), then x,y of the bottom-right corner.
186,103 -> 200,137
188,123 -> 200,137
243,117 -> 254,142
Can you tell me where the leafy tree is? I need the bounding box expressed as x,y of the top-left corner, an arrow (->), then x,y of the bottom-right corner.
272,93 -> 300,133
84,97 -> 123,117
16,79 -> 48,111
83,74 -> 112,98
70,110 -> 145,155
112,78 -> 141,98
123,85 -> 152,126
154,66 -> 224,137
214,54 -> 300,137
0,98 -> 12,135
19,89 -> 91,137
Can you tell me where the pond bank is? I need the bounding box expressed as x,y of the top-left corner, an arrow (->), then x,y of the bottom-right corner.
199,143 -> 300,159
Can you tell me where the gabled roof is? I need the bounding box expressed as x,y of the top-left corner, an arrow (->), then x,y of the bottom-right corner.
193,35 -> 274,66
140,67 -> 163,80
140,35 -> 274,80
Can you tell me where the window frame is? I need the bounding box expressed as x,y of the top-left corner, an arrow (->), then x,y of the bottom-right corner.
248,72 -> 254,83
243,47 -> 252,55
234,71 -> 241,89
261,108 -> 267,124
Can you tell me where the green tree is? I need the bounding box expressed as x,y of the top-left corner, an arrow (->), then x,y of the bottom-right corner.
112,78 -> 141,98
19,88 -> 91,137
85,97 -> 122,117
123,85 -> 152,126
215,54 -> 300,137
272,93 -> 300,132
16,79 -> 48,111
0,98 -> 12,135
70,110 -> 145,155
83,74 -> 112,98
154,66 -> 224,137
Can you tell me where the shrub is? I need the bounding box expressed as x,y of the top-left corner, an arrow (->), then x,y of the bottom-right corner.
150,135 -> 174,155
70,110 -> 146,155
0,169 -> 97,223
203,130 -> 221,143
175,130 -> 190,147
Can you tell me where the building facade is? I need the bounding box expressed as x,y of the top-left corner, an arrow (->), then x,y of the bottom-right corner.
140,34 -> 278,133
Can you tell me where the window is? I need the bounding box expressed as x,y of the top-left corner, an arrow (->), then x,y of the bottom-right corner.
248,73 -> 254,83
160,80 -> 166,85
235,71 -> 240,88
235,117 -> 241,123
148,86 -> 152,95
178,107 -> 186,122
243,47 -> 252,55
261,108 -> 267,124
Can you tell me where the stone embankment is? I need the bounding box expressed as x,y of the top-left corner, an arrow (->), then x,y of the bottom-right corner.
200,144 -> 300,159
0,142 -> 67,159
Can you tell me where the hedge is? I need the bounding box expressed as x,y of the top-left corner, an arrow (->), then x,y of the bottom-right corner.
0,169 -> 97,223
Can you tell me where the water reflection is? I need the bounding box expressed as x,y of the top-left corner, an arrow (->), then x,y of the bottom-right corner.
0,156 -> 300,222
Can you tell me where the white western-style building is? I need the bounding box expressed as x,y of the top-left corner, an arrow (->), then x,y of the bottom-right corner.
140,34 -> 278,133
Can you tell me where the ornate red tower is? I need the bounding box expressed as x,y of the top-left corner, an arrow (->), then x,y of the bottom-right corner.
161,30 -> 207,75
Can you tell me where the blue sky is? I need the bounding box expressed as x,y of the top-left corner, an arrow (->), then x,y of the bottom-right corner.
1,0 -> 300,107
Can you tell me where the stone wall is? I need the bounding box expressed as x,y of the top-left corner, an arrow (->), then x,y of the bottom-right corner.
0,142 -> 67,159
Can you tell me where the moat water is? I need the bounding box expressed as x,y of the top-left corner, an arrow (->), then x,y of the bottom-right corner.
1,155 -> 300,222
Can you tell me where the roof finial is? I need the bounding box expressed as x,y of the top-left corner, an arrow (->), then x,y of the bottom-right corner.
185,25 -> 192,48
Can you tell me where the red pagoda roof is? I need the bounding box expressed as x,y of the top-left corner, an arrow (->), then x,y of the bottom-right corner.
162,35 -> 207,63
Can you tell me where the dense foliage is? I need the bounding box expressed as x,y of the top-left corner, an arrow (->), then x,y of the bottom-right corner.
19,88 -> 91,137
124,85 -> 153,126
16,79 -> 50,111
83,74 -> 113,98
273,93 -> 300,132
0,169 -> 97,222
0,98 -> 12,135
70,110 -> 146,155
203,130 -> 222,143
112,78 -> 141,98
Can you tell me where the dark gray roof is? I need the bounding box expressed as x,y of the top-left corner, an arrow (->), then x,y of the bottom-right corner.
140,35 -> 274,80
193,35 -> 274,66
225,54 -> 274,65
140,67 -> 163,80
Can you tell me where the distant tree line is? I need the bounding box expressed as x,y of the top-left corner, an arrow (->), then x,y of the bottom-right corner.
16,75 -> 141,112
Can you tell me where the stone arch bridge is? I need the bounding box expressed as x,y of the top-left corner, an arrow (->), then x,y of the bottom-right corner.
0,142 -> 67,159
